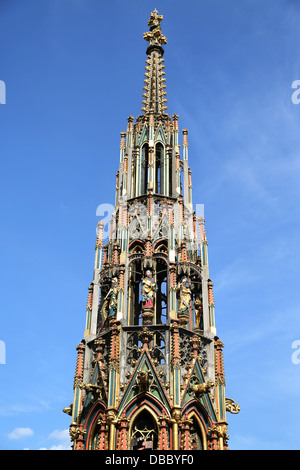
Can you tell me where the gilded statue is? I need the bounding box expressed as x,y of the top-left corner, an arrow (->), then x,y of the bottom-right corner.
194,296 -> 203,329
177,277 -> 191,314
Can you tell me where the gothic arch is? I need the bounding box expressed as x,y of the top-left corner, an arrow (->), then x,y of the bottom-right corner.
186,411 -> 208,450
127,256 -> 143,325
122,392 -> 170,422
155,142 -> 165,195
83,400 -> 107,450
181,400 -> 213,450
128,405 -> 159,450
141,143 -> 149,194
129,239 -> 145,254
153,238 -> 168,253
119,392 -> 171,450
153,255 -> 168,324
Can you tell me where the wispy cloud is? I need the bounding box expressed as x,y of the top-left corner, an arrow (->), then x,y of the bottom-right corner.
0,400 -> 51,417
45,429 -> 71,450
224,303 -> 300,356
35,429 -> 71,450
214,256 -> 260,294
8,427 -> 34,440
19,429 -> 72,450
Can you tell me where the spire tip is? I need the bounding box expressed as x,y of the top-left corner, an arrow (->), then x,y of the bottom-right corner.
143,9 -> 167,48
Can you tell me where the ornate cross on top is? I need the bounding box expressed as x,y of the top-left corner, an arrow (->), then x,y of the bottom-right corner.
143,9 -> 167,47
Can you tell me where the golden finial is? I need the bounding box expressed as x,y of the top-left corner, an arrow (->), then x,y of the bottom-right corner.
143,9 -> 167,48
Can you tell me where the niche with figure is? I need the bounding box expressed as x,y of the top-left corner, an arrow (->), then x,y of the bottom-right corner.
130,409 -> 158,450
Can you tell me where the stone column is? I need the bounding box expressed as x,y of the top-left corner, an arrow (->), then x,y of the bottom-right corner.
158,410 -> 170,450
117,412 -> 129,450
180,414 -> 192,450
97,413 -> 109,450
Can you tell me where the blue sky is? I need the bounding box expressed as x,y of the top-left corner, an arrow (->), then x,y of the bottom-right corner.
1,0 -> 300,450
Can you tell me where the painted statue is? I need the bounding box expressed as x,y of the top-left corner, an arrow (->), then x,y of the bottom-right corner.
141,269 -> 157,310
194,296 -> 203,329
177,276 -> 191,314
101,277 -> 118,324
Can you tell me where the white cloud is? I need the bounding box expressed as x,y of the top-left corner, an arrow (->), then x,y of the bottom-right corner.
8,427 -> 34,440
47,429 -> 72,450
213,256 -> 260,294
48,444 -> 71,450
8,428 -> 72,450
48,429 -> 69,442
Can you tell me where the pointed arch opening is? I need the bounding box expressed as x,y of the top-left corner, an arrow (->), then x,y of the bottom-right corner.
130,408 -> 158,450
155,143 -> 164,195
181,405 -> 210,451
168,149 -> 173,197
154,256 -> 168,325
141,143 -> 149,195
128,258 -> 143,325
84,402 -> 108,450
189,413 -> 206,450
88,411 -> 107,450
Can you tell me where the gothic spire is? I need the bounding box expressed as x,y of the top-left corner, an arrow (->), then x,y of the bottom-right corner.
141,10 -> 168,115
66,12 -> 239,451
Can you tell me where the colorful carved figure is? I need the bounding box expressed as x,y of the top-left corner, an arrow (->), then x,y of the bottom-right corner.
101,277 -> 118,323
177,277 -> 191,314
194,296 -> 203,329
141,269 -> 157,310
